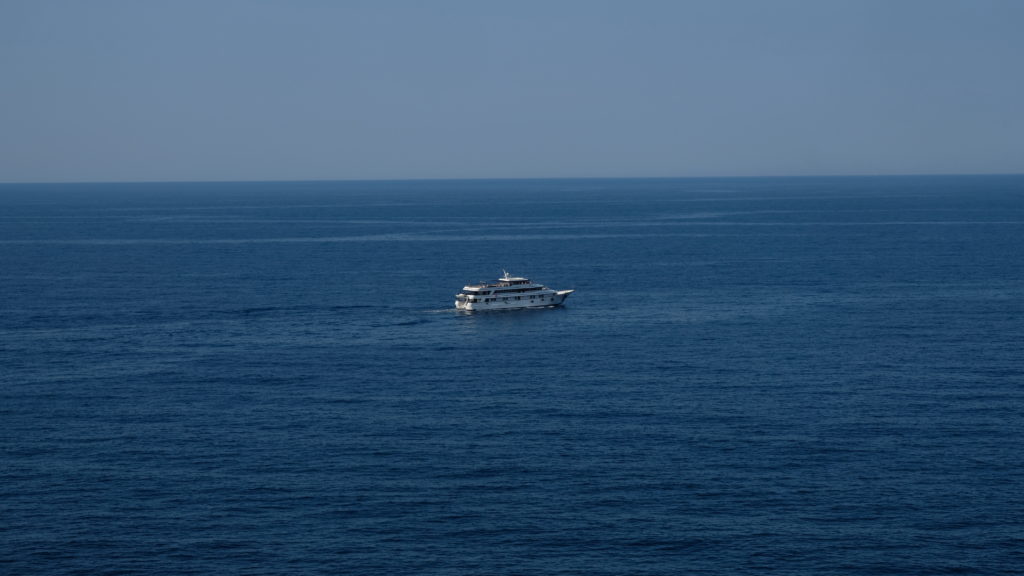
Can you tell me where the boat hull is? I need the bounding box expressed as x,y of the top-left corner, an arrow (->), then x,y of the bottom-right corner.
455,290 -> 574,312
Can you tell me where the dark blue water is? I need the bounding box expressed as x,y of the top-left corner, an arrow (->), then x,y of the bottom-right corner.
2,176 -> 1023,575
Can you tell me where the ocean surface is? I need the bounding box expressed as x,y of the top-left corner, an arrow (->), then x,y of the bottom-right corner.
2,176 -> 1023,575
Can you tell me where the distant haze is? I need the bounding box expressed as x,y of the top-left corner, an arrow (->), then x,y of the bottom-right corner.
2,0 -> 1023,183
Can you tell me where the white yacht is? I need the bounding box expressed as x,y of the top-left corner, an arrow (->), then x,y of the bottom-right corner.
455,271 -> 574,311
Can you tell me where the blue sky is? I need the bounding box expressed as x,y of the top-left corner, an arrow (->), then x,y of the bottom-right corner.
2,0 -> 1023,182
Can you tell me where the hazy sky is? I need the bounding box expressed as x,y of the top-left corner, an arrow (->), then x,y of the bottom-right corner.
2,0 -> 1023,182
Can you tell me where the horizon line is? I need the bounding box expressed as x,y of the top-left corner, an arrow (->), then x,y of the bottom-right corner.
2,171 -> 1023,186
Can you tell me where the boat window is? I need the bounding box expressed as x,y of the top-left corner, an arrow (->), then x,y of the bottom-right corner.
490,287 -> 539,294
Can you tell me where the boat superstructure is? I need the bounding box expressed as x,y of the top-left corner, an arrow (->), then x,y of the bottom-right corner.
455,271 -> 574,311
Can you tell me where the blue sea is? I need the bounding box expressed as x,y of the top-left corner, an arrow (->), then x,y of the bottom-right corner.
2,176 -> 1023,575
